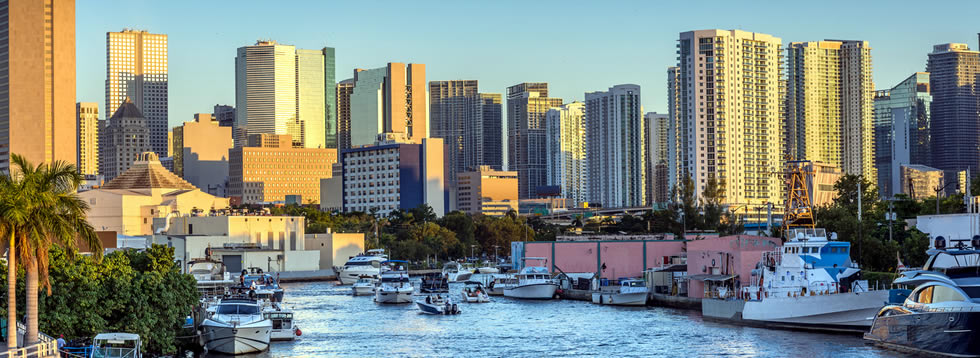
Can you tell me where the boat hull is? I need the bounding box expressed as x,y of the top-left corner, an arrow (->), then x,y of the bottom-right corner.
474,267 -> 499,274
702,290 -> 890,333
449,272 -> 473,282
504,283 -> 558,300
352,285 -> 374,296
591,292 -> 647,306
461,292 -> 490,303
416,301 -> 461,315
375,290 -> 413,304
202,320 -> 272,355
865,311 -> 980,357
339,268 -> 379,285
270,328 -> 297,341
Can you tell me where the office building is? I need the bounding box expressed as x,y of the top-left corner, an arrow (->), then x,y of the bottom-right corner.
322,47 -> 337,149
429,80 -> 503,192
900,164 -> 944,199
786,40 -> 875,178
336,79 -> 355,150
873,72 -> 932,198
456,166 -> 518,217
646,112 -> 670,205
0,0 -> 77,171
77,102 -> 99,175
927,43 -> 980,175
106,29 -> 168,157
585,84 -> 645,208
172,113 -> 234,197
346,63 -> 428,148
676,29 -> 783,208
545,102 -> 587,207
507,83 -> 563,199
99,99 -> 151,182
235,41 -> 333,149
214,104 -> 235,127
228,134 -> 337,204
341,135 -> 446,216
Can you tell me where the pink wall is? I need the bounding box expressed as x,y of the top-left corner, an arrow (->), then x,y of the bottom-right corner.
553,242 -> 598,274
645,240 -> 686,269
524,241 -> 686,280
686,235 -> 781,298
525,243 -> 553,268
599,242 -> 644,280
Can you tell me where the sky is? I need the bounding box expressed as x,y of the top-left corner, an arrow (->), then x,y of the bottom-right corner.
77,0 -> 980,127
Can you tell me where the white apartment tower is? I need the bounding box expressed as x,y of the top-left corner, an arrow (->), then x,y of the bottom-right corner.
645,112 -> 670,205
106,29 -> 168,157
585,84 -> 645,208
545,102 -> 587,207
676,29 -> 784,207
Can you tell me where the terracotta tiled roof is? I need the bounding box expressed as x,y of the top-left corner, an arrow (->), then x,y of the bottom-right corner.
101,152 -> 198,190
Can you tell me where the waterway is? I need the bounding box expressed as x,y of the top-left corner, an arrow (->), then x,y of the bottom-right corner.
211,278 -> 913,357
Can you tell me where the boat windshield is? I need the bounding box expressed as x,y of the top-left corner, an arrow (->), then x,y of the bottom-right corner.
624,281 -> 644,287
345,261 -> 377,266
93,341 -> 139,358
217,304 -> 259,315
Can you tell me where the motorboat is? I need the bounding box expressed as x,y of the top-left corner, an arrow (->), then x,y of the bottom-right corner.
243,271 -> 285,302
188,259 -> 236,299
416,293 -> 461,315
337,249 -> 388,285
487,275 -> 517,296
592,279 -> 648,306
201,298 -> 272,354
442,262 -> 473,282
865,235 -> 980,357
504,258 -> 558,300
352,275 -> 377,296
419,272 -> 449,294
473,264 -> 499,275
263,301 -> 301,341
461,281 -> 490,303
89,332 -> 141,358
375,261 -> 414,304
701,228 -> 891,332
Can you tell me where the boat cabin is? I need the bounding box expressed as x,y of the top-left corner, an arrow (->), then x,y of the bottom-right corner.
90,333 -> 141,358
265,311 -> 294,331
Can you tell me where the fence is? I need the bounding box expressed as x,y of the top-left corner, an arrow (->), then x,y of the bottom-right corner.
0,323 -> 59,358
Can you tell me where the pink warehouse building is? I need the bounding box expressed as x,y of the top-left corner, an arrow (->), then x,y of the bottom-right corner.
686,235 -> 781,298
514,240 -> 686,280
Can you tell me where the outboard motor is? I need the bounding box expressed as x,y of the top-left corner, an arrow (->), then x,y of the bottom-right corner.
935,236 -> 946,250
973,235 -> 980,249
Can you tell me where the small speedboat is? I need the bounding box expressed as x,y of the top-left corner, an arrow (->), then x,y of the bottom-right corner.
352,275 -> 377,296
592,279 -> 648,306
375,261 -> 413,304
202,298 -> 272,354
242,271 -> 285,302
416,294 -> 461,315
461,281 -> 490,303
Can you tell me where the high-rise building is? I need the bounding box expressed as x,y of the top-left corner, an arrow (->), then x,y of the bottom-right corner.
585,84 -> 645,208
77,102 -> 99,175
676,29 -> 783,208
336,79 -> 355,150
347,63 -> 427,148
341,135 -> 446,216
545,102 -> 587,207
873,72 -> 931,198
900,164 -> 944,199
666,66 -> 683,195
645,112 -> 670,205
172,113 -> 233,197
0,0 -> 77,171
785,40 -> 875,178
322,47 -> 337,149
429,80 -> 503,192
456,166 -> 518,217
507,83 -> 563,199
99,98 -> 151,181
213,104 -> 235,127
106,29 -> 168,157
235,41 -> 332,149
927,43 -> 980,175
228,134 -> 337,204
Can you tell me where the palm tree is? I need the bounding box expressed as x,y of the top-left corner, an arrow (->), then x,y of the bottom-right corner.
0,165 -> 31,349
4,155 -> 100,344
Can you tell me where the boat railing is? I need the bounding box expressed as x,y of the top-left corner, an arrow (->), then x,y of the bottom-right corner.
0,323 -> 59,358
762,250 -> 782,268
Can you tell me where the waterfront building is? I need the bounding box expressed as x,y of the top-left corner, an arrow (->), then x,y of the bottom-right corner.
785,40 -> 875,179
99,99 -> 151,182
686,235 -> 781,299
319,163 -> 343,211
456,166 -> 518,217
585,84 -> 645,208
507,83 -> 564,199
106,29 -> 168,157
429,80 -> 503,199
77,102 -> 99,176
341,135 -> 447,216
0,0 -> 76,171
513,238 -> 685,280
646,112 -> 670,205
927,43 -> 980,175
900,164 -> 944,199
545,102 -> 587,207
873,73 -> 932,198
666,66 -> 683,193
214,104 -> 235,127
235,41 -> 333,149
336,79 -> 355,150
172,113 -> 233,197
80,152 -> 231,236
676,29 -> 784,209
305,230 -> 365,271
228,134 -> 337,204
346,63 -> 427,149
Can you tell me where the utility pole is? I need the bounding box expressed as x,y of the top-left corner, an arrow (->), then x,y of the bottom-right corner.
887,201 -> 894,243
858,180 -> 863,264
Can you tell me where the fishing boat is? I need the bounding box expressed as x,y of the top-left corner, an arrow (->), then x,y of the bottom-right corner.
375,261 -> 413,304
443,262 -> 473,282
487,275 -> 517,296
865,235 -> 980,357
461,281 -> 490,303
504,258 -> 558,300
263,302 -> 301,341
201,298 -> 272,354
416,293 -> 461,315
90,333 -> 142,358
352,275 -> 377,296
337,249 -> 388,285
592,279 -> 648,306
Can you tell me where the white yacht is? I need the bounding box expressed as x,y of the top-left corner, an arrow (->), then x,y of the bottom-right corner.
487,275 -> 517,296
337,249 -> 388,285
352,275 -> 377,296
263,302 -> 300,341
504,258 -> 558,300
461,281 -> 490,303
592,279 -> 648,306
442,262 -> 473,282
375,261 -> 414,304
202,299 -> 272,354
473,264 -> 499,275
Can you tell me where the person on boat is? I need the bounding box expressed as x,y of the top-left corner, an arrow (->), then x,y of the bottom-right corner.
57,334 -> 66,356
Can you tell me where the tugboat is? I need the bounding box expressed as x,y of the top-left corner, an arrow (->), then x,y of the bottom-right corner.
865,235 -> 980,357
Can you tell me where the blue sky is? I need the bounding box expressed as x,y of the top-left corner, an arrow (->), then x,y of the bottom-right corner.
77,0 -> 980,127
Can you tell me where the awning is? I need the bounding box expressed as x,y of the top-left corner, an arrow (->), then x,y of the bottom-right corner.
687,274 -> 736,282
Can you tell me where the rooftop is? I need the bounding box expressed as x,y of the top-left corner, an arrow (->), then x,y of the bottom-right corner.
101,152 -> 198,190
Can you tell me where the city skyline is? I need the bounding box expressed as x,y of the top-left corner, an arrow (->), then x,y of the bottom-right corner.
75,1 -> 980,127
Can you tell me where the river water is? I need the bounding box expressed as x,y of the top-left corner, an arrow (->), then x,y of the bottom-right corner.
211,278 -> 912,358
